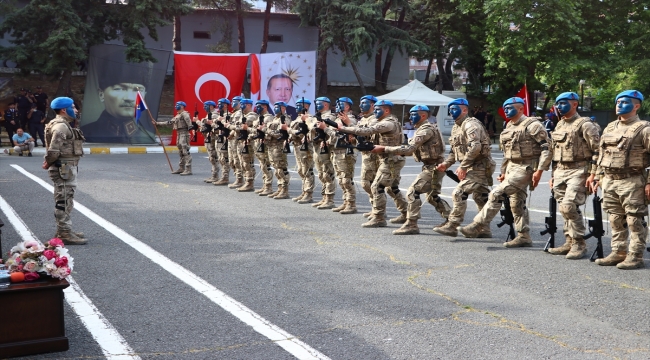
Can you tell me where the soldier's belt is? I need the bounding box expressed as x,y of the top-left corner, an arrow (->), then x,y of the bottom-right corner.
57,158 -> 79,166
555,160 -> 588,170
421,159 -> 438,165
604,171 -> 644,180
508,158 -> 536,165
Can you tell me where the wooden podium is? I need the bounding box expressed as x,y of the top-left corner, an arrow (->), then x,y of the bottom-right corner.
0,278 -> 69,358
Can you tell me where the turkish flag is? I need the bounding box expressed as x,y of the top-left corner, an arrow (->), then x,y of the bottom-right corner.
498,84 -> 529,123
250,54 -> 261,101
172,52 -> 250,145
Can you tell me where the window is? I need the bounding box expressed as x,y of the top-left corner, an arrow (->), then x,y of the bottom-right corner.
410,59 -> 415,66
268,34 -> 283,43
193,31 -> 211,39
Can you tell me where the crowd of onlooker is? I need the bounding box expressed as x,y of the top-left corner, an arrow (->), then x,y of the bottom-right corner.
1,87 -> 49,156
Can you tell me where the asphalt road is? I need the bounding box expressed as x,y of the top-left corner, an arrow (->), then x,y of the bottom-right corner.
1,151 -> 649,360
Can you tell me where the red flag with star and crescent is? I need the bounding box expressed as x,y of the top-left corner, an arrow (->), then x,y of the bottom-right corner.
498,84 -> 530,123
173,52 -> 250,145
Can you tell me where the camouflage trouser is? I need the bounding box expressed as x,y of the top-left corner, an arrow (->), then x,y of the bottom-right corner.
332,150 -> 357,202
602,174 -> 648,254
360,152 -> 379,201
552,167 -> 587,239
177,131 -> 192,168
295,144 -> 315,193
268,144 -> 290,188
449,169 -> 490,224
371,157 -> 408,218
407,164 -> 451,221
238,141 -> 255,182
216,140 -> 230,177
254,141 -> 272,186
313,144 -> 336,195
228,139 -> 243,180
474,162 -> 531,234
205,140 -> 220,178
49,164 -> 77,234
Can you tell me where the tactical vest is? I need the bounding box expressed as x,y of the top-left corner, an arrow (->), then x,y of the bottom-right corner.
377,115 -> 402,147
598,119 -> 650,170
449,117 -> 490,162
551,117 -> 592,162
45,117 -> 85,157
357,113 -> 379,147
174,111 -> 192,131
413,122 -> 443,162
500,117 -> 542,161
228,110 -> 244,140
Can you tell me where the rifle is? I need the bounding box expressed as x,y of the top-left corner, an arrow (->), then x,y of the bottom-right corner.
585,194 -> 605,261
280,114 -> 291,153
445,169 -> 460,183
313,112 -> 333,154
255,112 -> 266,153
496,195 -> 516,242
200,111 -> 213,143
541,192 -> 557,252
191,103 -> 199,142
218,108 -> 231,151
237,114 -> 250,154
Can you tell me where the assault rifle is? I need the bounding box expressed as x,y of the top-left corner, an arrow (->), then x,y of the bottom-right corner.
191,103 -> 200,142
200,111 -> 212,142
541,192 -> 557,252
585,194 -> 605,261
280,115 -> 291,153
217,108 -> 231,151
496,195 -> 516,242
313,112 -> 335,154
445,169 -> 460,183
254,112 -> 266,153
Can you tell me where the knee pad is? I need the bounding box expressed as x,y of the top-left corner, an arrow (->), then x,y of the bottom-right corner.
413,190 -> 421,200
608,213 -> 627,231
488,191 -> 503,203
559,203 -> 577,218
626,215 -> 644,232
377,184 -> 386,194
478,193 -> 489,203
55,200 -> 66,211
391,186 -> 400,194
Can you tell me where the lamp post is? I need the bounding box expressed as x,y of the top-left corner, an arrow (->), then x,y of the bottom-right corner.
579,79 -> 586,110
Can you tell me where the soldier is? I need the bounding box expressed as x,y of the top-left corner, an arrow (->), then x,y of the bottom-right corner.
459,97 -> 552,246
371,105 -> 451,234
310,97 -> 338,209
291,98 -> 316,203
226,96 -> 244,188
236,98 -> 257,192
546,92 -> 601,259
251,100 -> 274,195
213,98 -> 231,186
197,100 -> 220,184
336,100 -> 408,227
262,101 -> 291,199
43,97 -> 86,245
435,98 -> 494,237
590,90 -> 649,269
325,97 -> 358,214
154,101 -> 193,175
357,95 -> 380,218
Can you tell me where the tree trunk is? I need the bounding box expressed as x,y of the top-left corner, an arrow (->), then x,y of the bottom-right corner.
423,55 -> 434,85
379,7 -> 406,90
374,48 -> 384,92
342,42 -> 366,94
435,56 -> 446,93
316,29 -> 328,95
173,15 -> 181,51
260,0 -> 272,53
55,69 -> 72,98
443,51 -> 455,90
542,84 -> 557,112
236,0 -> 245,52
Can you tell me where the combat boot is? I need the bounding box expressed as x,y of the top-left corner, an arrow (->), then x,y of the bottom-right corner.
566,237 -> 587,259
297,192 -> 314,204
389,212 -> 408,224
274,186 -> 290,199
54,230 -> 85,239
204,176 -> 218,183
363,211 -> 373,218
254,187 -> 264,193
180,166 -> 192,176
595,251 -> 627,266
332,201 -> 347,212
476,224 -> 493,238
616,252 -> 645,270
317,194 -> 335,209
548,235 -> 572,255
362,215 -> 387,228
433,221 -> 460,237
59,231 -> 87,245
267,189 -> 281,198
258,184 -> 273,196
228,177 -> 244,188
459,222 -> 481,238
171,167 -> 184,174
393,220 -> 420,235
504,233 -> 532,248
237,180 -> 255,192
293,192 -> 306,202
340,201 -> 357,214
213,175 -> 229,186
312,196 -> 326,208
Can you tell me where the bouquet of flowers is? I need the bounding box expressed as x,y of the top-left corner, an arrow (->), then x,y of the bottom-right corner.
4,238 -> 74,281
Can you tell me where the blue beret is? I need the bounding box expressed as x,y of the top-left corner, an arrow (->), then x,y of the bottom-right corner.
360,95 -> 378,103
315,96 -> 330,103
410,105 -> 430,113
204,100 -> 217,107
448,98 -> 469,107
218,98 -> 230,105
338,97 -> 353,105
555,92 -> 580,102
255,99 -> 270,106
274,101 -> 288,107
240,99 -> 253,105
375,100 -> 393,107
296,98 -> 311,105
616,90 -> 644,103
232,96 -> 243,101
175,101 -> 187,107
502,97 -> 525,107
51,97 -> 74,110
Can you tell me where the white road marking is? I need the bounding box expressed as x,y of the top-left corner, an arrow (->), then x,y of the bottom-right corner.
11,165 -> 331,360
0,194 -> 140,360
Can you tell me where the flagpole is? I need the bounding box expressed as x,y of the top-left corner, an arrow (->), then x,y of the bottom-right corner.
136,88 -> 174,172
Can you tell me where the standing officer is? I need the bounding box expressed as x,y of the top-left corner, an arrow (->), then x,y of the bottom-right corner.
460,97 -> 552,246
154,101 -> 193,175
590,90 -> 649,269
43,97 -> 86,245
371,105 -> 450,234
325,97 -> 358,214
435,98 -> 494,237
357,95 -> 380,218
198,100 -> 220,183
4,103 -> 18,147
546,92 -> 601,259
15,88 -> 33,130
236,99 -> 257,192
291,98 -> 316,203
263,102 -> 291,199
213,98 -> 231,185
311,97 -> 338,209
336,100 -> 408,227
252,100 -> 275,195
226,96 -> 244,188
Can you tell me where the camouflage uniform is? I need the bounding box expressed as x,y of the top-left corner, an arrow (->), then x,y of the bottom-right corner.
341,114 -> 408,227
435,115 -> 494,236
595,115 -> 650,269
251,113 -> 275,195
548,113 -> 600,258
263,114 -> 291,199
358,112 -> 380,217
156,110 -> 193,175
213,115 -> 230,185
309,111 -> 338,209
460,115 -> 552,246
198,110 -> 220,183
290,114 -> 315,203
234,111 -> 257,191
325,113 -> 358,214
227,109 -> 244,188
384,121 -> 451,234
45,115 -> 85,244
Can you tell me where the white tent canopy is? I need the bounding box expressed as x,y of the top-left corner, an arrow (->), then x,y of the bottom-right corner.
377,79 -> 455,106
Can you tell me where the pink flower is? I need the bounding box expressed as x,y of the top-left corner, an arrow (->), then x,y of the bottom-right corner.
48,238 -> 64,248
17,264 -> 23,271
43,250 -> 57,260
24,272 -> 40,281
54,257 -> 68,267
23,261 -> 39,272
24,240 -> 39,248
51,266 -> 71,279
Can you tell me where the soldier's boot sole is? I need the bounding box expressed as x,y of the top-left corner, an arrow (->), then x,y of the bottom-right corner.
61,233 -> 88,245
504,236 -> 533,248
432,225 -> 459,237
332,202 -> 347,212
55,231 -> 85,239
393,227 -> 420,235
213,179 -> 229,186
171,169 -> 184,174
292,192 -> 306,202
180,171 -> 193,176
595,252 -> 627,266
389,213 -> 408,224
565,241 -> 587,259
476,231 -> 493,238
317,203 -> 335,209
297,193 -> 314,204
204,178 -> 218,183
459,223 -> 481,238
267,190 -> 281,198
312,199 -> 326,208
616,255 -> 645,270
340,203 -> 357,214
274,190 -> 290,199
362,219 -> 387,228
228,180 -> 244,188
548,242 -> 572,255
237,187 -> 255,192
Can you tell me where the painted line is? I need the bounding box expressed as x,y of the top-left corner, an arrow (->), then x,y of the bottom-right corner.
89,147 -> 110,154
11,164 -> 331,360
0,194 -> 140,360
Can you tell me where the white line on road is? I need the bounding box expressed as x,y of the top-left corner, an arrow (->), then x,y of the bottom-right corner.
11,165 -> 331,360
0,193 -> 140,360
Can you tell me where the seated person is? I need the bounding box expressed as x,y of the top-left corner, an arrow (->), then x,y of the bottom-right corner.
12,128 -> 34,156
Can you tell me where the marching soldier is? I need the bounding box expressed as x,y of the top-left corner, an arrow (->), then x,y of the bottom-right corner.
310,97 -> 338,209
251,100 -> 274,195
546,92 -> 601,259
263,101 -> 291,199
590,90 -> 649,269
226,96 -> 244,188
459,97 -> 552,246
291,98 -> 316,203
435,98 -> 494,237
336,100 -> 408,227
197,100 -> 220,184
325,97 -> 358,214
154,101 -> 193,175
371,105 -> 451,234
236,98 -> 257,192
213,98 -> 231,186
357,95 -> 380,218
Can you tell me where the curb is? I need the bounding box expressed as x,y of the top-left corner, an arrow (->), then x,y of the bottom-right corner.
2,146 -> 209,156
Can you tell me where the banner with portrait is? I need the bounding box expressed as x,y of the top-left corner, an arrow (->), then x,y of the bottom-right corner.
251,51 -> 316,120
80,44 -> 171,144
